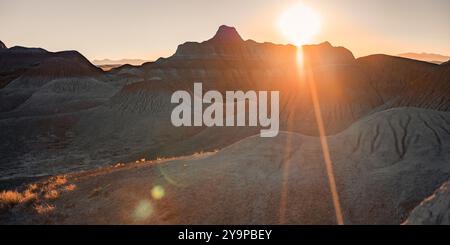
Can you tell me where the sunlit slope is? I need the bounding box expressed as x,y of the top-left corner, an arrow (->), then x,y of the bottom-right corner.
3,107 -> 448,224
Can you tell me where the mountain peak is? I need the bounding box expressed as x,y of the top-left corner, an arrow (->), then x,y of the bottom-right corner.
209,25 -> 243,43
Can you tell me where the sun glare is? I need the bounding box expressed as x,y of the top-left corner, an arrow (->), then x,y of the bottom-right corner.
278,3 -> 321,46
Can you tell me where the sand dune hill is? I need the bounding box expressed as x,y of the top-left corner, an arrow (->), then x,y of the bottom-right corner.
1,107 -> 448,224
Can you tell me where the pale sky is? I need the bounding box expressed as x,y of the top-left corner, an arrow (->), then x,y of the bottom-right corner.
0,0 -> 449,60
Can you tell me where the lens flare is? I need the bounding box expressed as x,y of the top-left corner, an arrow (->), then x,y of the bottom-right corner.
278,3 -> 321,46
151,185 -> 165,200
306,71 -> 344,225
132,200 -> 153,221
294,44 -> 344,224
280,1 -> 343,223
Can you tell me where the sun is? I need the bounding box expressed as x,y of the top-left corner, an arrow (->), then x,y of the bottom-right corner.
278,3 -> 321,46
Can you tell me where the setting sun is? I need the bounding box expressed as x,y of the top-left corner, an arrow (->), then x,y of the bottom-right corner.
278,3 -> 321,46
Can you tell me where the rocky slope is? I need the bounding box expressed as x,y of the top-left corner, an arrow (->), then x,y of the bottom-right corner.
405,181 -> 450,225
1,108 -> 448,224
114,26 -> 444,135
0,46 -> 102,89
0,47 -> 105,113
394,64 -> 450,110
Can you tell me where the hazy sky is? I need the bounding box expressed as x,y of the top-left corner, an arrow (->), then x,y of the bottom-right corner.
0,0 -> 449,60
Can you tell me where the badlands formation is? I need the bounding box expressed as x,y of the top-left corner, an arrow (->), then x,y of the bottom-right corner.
0,26 -> 449,224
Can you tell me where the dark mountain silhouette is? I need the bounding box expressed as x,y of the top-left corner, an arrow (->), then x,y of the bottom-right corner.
303,41 -> 355,65
0,40 -> 6,49
114,27 -> 445,135
209,25 -> 244,43
0,46 -> 102,89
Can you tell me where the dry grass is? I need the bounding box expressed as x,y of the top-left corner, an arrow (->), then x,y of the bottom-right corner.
0,189 -> 37,207
0,190 -> 24,206
64,184 -> 76,192
27,183 -> 38,191
44,190 -> 59,200
0,174 -> 75,215
52,176 -> 68,186
34,203 -> 55,214
21,189 -> 38,204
